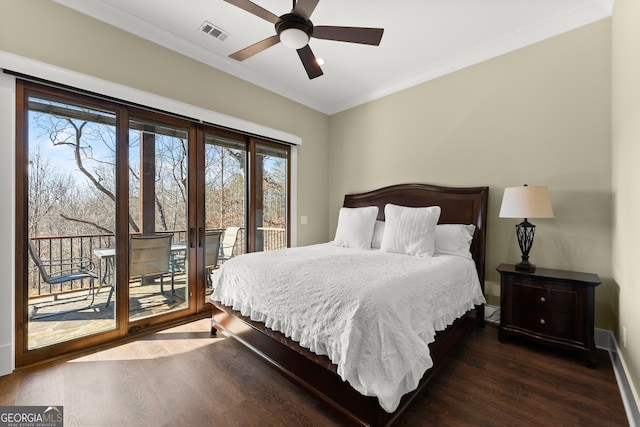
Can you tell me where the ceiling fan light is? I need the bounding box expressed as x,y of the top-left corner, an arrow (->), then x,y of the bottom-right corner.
279,28 -> 309,49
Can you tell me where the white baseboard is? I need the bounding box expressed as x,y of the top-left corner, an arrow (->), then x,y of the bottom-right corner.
484,305 -> 639,426
0,343 -> 13,377
596,329 -> 640,427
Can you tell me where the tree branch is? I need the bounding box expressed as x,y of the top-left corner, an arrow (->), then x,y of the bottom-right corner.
59,213 -> 113,234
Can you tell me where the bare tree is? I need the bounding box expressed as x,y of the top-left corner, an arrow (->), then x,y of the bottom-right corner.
30,104 -> 192,236
27,150 -> 74,237
28,98 -> 286,246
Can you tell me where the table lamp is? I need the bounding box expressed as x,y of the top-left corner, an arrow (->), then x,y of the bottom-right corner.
499,184 -> 554,272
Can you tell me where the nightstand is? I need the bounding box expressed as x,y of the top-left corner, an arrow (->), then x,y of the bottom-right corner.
496,263 -> 601,368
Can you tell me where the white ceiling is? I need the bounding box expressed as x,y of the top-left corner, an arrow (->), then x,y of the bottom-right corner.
53,0 -> 612,115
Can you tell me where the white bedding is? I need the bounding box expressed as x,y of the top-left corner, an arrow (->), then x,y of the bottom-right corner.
210,243 -> 485,413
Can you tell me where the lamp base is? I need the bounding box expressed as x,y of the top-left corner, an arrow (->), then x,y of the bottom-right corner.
515,260 -> 536,272
515,220 -> 537,272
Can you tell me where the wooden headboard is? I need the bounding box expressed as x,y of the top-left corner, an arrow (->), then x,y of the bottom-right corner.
343,183 -> 489,291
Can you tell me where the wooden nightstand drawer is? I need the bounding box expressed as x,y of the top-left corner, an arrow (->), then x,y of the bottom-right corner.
514,308 -> 575,340
511,281 -> 577,314
497,264 -> 601,368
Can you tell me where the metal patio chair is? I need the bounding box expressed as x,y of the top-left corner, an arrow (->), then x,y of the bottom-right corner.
218,226 -> 241,265
105,233 -> 175,307
27,239 -> 97,319
204,230 -> 222,289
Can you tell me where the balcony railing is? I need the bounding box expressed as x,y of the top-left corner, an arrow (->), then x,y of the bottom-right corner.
28,227 -> 285,300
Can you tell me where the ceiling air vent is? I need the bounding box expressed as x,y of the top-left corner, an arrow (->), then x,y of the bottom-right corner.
200,21 -> 229,41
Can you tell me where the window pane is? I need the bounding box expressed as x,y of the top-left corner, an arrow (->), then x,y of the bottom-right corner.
128,118 -> 189,321
26,96 -> 117,349
204,133 -> 247,247
256,143 -> 288,252
203,133 -> 247,299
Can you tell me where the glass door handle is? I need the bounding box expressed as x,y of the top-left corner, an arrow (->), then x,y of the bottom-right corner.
198,227 -> 205,248
189,227 -> 196,248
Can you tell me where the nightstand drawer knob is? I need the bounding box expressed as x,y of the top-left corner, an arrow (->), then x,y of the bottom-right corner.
539,318 -> 546,325
540,296 -> 546,303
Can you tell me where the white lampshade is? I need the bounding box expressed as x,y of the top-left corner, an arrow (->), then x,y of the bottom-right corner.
279,28 -> 309,49
499,185 -> 554,219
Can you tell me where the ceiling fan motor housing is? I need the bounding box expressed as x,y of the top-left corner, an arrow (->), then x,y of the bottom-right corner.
224,0 -> 383,79
276,13 -> 313,48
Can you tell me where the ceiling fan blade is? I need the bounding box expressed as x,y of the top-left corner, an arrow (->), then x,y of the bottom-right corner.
313,26 -> 384,45
297,45 -> 323,79
223,0 -> 279,24
229,35 -> 280,61
292,0 -> 319,20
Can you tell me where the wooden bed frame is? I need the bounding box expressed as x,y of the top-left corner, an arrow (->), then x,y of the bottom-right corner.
211,183 -> 489,426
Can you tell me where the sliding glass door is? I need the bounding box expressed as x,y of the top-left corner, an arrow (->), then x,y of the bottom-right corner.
127,116 -> 191,322
16,80 -> 290,367
16,85 -> 198,364
201,135 -> 290,305
203,131 -> 247,304
252,141 -> 288,253
20,87 -> 120,355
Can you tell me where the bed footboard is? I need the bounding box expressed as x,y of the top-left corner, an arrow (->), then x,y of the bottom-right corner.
211,303 -> 482,427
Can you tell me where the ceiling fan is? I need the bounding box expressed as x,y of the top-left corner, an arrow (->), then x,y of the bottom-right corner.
224,0 -> 384,79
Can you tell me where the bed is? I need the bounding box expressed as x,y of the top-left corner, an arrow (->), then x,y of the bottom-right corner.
210,183 -> 489,426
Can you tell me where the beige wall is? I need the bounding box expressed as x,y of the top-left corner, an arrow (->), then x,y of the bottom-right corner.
329,20 -> 614,328
612,0 -> 640,409
1,0 -> 635,408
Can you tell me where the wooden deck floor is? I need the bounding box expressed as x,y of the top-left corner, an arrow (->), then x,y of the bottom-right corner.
1,319 -> 629,426
27,274 -> 191,349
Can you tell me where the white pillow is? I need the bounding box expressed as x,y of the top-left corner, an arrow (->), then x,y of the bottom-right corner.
380,204 -> 441,257
371,220 -> 385,249
435,224 -> 476,259
331,206 -> 379,249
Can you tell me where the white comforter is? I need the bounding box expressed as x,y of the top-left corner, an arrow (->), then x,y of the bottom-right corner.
210,243 -> 485,413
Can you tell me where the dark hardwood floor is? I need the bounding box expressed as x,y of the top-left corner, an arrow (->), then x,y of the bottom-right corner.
0,319 -> 628,426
